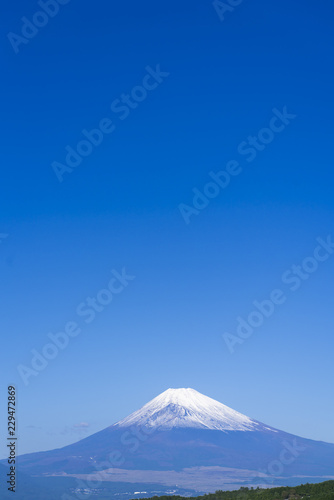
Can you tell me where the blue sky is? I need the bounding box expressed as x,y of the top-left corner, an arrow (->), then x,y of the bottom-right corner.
1,0 -> 334,457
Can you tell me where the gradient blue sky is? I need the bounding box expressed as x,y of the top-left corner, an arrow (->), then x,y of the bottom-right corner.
1,0 -> 334,458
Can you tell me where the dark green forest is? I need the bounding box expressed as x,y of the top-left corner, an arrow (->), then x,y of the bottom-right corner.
145,481 -> 334,500
1,476 -> 333,499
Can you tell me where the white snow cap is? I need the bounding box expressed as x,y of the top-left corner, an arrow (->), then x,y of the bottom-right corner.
115,388 -> 260,431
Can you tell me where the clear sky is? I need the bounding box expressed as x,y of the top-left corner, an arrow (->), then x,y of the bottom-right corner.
1,0 -> 334,458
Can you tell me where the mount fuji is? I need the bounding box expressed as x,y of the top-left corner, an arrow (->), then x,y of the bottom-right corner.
16,388 -> 334,491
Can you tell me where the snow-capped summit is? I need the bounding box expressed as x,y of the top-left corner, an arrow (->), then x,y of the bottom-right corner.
114,387 -> 260,431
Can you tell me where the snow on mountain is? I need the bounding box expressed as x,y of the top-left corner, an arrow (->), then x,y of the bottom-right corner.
114,387 -> 262,431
